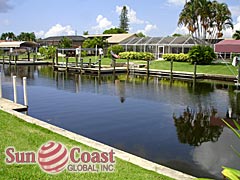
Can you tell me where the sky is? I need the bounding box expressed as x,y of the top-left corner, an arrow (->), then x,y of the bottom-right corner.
0,0 -> 240,38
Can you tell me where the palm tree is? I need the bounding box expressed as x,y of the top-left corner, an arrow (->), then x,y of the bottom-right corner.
233,30 -> 240,40
178,0 -> 198,37
211,1 -> 233,38
17,32 -> 36,41
178,0 -> 233,40
0,32 -> 16,40
198,0 -> 212,39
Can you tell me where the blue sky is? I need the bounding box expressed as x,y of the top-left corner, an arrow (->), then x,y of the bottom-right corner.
0,0 -> 240,38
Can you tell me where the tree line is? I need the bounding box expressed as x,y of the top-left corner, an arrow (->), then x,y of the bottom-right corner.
0,32 -> 36,41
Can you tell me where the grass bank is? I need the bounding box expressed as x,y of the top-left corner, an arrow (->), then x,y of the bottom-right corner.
0,110 -> 173,180
50,56 -> 237,76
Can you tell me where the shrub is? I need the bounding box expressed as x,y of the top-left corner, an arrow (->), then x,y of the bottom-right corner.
162,53 -> 189,62
107,45 -> 124,57
119,51 -> 154,60
38,46 -> 56,59
188,45 -> 216,65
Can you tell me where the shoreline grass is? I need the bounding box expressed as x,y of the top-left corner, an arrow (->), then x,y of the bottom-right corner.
0,110 -> 173,180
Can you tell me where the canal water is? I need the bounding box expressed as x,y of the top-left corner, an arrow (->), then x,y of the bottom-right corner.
1,65 -> 240,179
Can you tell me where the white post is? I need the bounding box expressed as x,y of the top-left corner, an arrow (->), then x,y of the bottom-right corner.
23,77 -> 28,106
13,76 -> 17,103
0,72 -> 2,98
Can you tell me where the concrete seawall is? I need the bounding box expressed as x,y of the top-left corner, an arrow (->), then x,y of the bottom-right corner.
0,100 -> 195,180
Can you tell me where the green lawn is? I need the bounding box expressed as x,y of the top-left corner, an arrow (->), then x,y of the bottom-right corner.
0,110 -> 173,180
150,61 -> 238,76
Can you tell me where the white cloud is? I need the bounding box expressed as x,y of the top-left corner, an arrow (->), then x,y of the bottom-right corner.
35,30 -> 45,39
167,0 -> 185,6
173,26 -> 189,35
224,16 -> 240,38
44,24 -> 75,38
137,23 -> 157,35
34,24 -> 75,38
92,15 -> 113,33
116,5 -> 145,24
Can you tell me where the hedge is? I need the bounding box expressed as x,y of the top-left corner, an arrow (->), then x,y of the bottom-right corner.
162,53 -> 190,62
119,52 -> 154,60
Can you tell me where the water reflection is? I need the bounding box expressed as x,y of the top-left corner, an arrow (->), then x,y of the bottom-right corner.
1,64 -> 240,179
193,127 -> 240,178
115,77 -> 126,103
173,107 -> 223,146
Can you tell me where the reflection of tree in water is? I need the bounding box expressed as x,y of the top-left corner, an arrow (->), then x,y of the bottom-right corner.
173,107 -> 223,146
115,77 -> 126,103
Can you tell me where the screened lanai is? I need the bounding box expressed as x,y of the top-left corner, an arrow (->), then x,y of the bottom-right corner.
119,36 -> 206,59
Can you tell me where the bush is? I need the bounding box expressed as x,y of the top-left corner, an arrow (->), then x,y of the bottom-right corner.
162,53 -> 189,62
119,51 -> 154,60
107,45 -> 124,57
188,45 -> 216,65
39,46 -> 56,59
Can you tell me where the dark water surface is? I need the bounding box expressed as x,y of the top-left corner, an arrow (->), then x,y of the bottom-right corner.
1,65 -> 240,179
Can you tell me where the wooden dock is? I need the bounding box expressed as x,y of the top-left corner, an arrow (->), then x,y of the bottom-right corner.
0,59 -> 50,65
53,64 -> 237,81
0,98 -> 28,112
53,65 -> 128,74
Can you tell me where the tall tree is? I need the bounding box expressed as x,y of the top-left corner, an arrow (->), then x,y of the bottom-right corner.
0,32 -> 16,40
17,32 -> 36,41
178,0 -> 233,40
119,6 -> 129,32
103,28 -> 127,34
233,30 -> 240,40
212,1 -> 233,38
178,0 -> 198,37
83,31 -> 89,35
58,37 -> 72,48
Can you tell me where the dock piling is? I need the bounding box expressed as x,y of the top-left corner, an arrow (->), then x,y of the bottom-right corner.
170,59 -> 173,79
80,58 -> 83,72
193,62 -> 197,79
23,77 -> 28,106
112,58 -> 116,75
75,55 -> 78,67
13,76 -> 17,103
56,50 -> 58,65
89,58 -> 92,68
66,56 -> 69,71
147,60 -> 150,75
127,58 -> 130,73
98,59 -> 101,76
0,71 -> 2,98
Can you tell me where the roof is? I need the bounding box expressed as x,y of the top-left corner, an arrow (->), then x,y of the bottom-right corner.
42,35 -> 86,42
0,41 -> 38,48
215,40 -> 240,53
120,36 -> 207,46
84,34 -> 137,44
